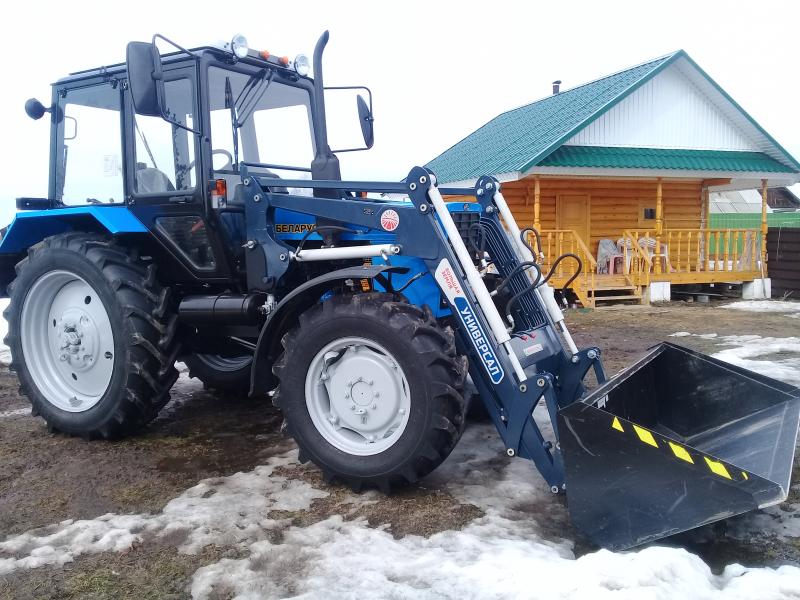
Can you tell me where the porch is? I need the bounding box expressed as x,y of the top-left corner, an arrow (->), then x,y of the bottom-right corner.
540,226 -> 764,307
500,174 -> 771,307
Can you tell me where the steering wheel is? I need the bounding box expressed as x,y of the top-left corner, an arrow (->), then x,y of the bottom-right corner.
187,149 -> 233,172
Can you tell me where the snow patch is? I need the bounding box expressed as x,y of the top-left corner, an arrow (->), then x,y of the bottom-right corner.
190,424 -> 800,600
0,451 -> 327,575
669,332 -> 718,339
667,332 -> 800,386
0,408 -> 29,419
721,300 -> 800,315
712,335 -> 800,386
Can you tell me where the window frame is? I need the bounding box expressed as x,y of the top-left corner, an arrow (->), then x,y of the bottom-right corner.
203,59 -> 317,176
638,198 -> 658,227
124,63 -> 201,204
51,79 -> 126,207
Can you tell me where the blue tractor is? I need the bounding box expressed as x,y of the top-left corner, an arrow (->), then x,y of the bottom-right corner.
4,32 -> 799,550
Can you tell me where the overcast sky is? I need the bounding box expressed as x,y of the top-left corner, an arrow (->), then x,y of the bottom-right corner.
2,0 -> 798,226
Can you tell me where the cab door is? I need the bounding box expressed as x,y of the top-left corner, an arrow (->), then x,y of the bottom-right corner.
123,64 -> 233,283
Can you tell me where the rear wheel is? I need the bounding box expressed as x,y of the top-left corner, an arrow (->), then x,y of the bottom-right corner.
273,293 -> 468,492
184,353 -> 252,394
4,233 -> 180,438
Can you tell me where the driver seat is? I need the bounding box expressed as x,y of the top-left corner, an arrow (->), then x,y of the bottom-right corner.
136,166 -> 176,194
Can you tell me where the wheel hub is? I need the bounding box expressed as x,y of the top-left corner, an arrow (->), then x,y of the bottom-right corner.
305,337 -> 411,456
21,271 -> 115,412
56,309 -> 100,372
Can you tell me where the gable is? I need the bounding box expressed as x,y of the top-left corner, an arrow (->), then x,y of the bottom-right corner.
424,54 -> 674,184
565,64 -> 758,152
426,51 -> 800,185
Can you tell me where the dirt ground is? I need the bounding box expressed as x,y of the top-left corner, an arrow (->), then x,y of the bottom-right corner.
0,301 -> 798,599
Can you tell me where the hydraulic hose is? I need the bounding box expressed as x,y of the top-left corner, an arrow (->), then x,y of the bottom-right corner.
520,227 -> 543,262
493,261 -> 542,328
541,253 -> 583,292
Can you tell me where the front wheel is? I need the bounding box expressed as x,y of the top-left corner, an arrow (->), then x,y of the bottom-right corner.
273,294 -> 467,492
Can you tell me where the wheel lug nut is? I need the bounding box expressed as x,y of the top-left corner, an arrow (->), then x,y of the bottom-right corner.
344,392 -> 350,399
373,392 -> 380,398
371,404 -> 377,409
350,405 -> 356,411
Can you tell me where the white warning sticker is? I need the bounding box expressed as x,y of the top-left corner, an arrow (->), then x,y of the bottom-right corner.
435,259 -> 504,384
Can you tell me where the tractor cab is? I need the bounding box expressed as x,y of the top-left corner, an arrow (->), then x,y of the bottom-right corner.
21,33 -> 373,286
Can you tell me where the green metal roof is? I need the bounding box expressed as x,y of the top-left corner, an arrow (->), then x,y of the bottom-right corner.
425,50 -> 800,183
539,146 -> 796,173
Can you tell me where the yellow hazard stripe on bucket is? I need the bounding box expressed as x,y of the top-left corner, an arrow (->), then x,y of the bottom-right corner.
609,416 -> 748,482
632,425 -> 658,447
668,441 -> 694,464
704,456 -> 732,479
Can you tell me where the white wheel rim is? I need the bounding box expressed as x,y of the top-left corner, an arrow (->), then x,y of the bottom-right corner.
305,336 -> 411,456
20,270 -> 115,412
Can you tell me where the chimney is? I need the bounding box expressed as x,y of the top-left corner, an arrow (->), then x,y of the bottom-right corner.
552,80 -> 562,95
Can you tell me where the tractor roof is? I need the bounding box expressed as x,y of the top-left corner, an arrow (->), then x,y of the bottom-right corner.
55,45 -> 301,85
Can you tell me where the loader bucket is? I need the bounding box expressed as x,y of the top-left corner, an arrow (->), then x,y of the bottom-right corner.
558,342 -> 800,550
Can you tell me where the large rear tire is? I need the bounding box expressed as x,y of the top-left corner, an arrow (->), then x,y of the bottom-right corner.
184,353 -> 252,394
4,233 -> 180,438
273,293 -> 468,492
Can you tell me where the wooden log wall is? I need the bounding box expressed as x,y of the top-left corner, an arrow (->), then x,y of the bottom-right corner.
499,177 -> 703,256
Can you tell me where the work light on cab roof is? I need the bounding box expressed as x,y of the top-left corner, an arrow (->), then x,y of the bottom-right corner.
230,33 -> 249,59
221,33 -> 310,77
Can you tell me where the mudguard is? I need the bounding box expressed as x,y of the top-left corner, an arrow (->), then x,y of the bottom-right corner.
0,207 -> 148,295
249,264 -> 408,397
0,206 -> 147,254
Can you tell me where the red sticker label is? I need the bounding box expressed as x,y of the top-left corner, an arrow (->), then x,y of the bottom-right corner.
380,209 -> 400,231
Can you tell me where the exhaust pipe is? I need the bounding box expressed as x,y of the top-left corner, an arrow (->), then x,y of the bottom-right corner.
178,293 -> 267,325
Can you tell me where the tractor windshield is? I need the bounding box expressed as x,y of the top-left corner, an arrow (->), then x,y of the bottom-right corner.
207,66 -> 315,180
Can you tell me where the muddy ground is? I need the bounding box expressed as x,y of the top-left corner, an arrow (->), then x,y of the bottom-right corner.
0,301 -> 798,599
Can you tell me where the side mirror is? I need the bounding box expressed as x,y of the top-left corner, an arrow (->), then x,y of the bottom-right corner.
25,98 -> 48,120
324,85 -> 374,153
357,95 -> 374,149
126,41 -> 164,117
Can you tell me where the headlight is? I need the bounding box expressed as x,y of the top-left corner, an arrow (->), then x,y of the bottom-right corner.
293,54 -> 310,77
231,34 -> 249,59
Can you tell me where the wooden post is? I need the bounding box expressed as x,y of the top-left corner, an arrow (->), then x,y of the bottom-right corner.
761,178 -> 768,267
533,175 -> 541,232
654,178 -> 663,274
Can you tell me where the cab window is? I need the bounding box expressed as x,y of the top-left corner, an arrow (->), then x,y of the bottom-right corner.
132,78 -> 197,194
58,82 -> 124,205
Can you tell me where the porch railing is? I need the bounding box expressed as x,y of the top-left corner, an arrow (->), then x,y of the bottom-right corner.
621,231 -> 651,289
621,228 -> 762,276
535,230 -> 596,298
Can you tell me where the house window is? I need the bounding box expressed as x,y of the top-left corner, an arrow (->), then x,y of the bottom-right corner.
638,199 -> 657,226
